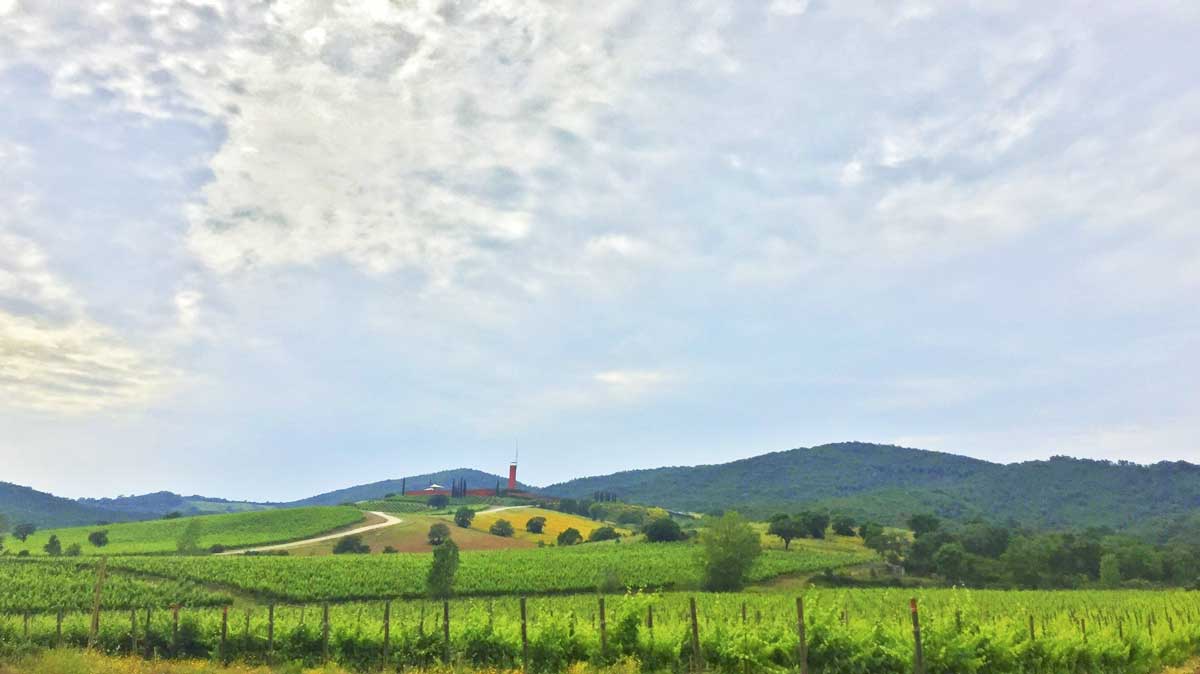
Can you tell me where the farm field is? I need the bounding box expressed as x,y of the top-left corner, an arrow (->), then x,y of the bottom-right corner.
3,588 -> 1199,673
0,542 -> 869,606
468,507 -> 626,544
3,507 -> 364,556
0,561 -> 229,611
284,515 -> 534,555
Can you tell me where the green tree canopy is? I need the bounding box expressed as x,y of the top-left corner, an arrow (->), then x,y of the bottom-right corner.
428,522 -> 451,546
699,512 -> 762,591
426,538 -> 460,599
453,507 -> 475,528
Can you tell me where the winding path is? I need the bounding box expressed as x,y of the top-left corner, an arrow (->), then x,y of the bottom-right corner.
216,511 -> 404,556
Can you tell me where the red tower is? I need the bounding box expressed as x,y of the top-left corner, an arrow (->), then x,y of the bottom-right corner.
508,461 -> 517,491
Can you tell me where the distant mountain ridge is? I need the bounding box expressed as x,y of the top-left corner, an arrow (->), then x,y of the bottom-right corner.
0,482 -> 141,528
282,468 -> 532,507
543,442 -> 1200,531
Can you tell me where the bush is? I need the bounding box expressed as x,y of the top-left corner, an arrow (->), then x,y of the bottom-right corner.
64,543 -> 82,557
383,546 -> 398,554
454,507 -> 475,528
557,528 -> 582,546
428,523 -> 451,546
87,530 -> 109,547
162,512 -> 182,519
43,535 -> 62,556
428,494 -> 450,509
643,517 -> 685,542
700,512 -> 761,591
333,535 -> 371,554
588,526 -> 621,542
427,539 -> 459,598
208,544 -> 227,554
526,516 -> 547,533
489,519 -> 515,537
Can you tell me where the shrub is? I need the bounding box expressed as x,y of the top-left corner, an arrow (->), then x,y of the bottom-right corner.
427,539 -> 459,598
557,528 -> 583,546
43,535 -> 62,556
333,535 -> 371,554
700,512 -> 761,591
64,543 -> 82,557
588,526 -> 621,542
428,523 -> 451,546
489,519 -> 515,537
383,546 -> 398,554
454,507 -> 475,528
428,494 -> 450,509
208,544 -> 227,554
526,516 -> 547,534
87,530 -> 109,547
643,517 -> 685,542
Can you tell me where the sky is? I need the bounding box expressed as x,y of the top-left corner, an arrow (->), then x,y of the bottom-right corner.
1,0 -> 1198,502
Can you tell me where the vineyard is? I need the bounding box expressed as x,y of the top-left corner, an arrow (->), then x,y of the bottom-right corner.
3,507 -> 363,556
0,543 -> 868,606
3,589 -> 1200,673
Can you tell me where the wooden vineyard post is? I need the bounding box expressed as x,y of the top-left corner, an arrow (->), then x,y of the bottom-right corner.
689,597 -> 701,672
741,602 -> 747,625
520,597 -> 529,672
88,556 -> 108,650
647,605 -> 654,632
321,603 -> 331,664
56,608 -> 64,647
1081,618 -> 1087,643
145,607 -> 153,659
796,597 -> 808,674
220,605 -> 229,665
23,613 -> 29,640
955,609 -> 962,633
172,605 -> 180,656
910,598 -> 925,674
599,596 -> 608,656
267,604 -> 275,665
442,600 -> 451,664
381,601 -> 390,666
130,609 -> 138,655
1029,614 -> 1035,641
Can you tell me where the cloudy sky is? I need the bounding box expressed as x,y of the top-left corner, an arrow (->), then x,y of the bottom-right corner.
1,0 -> 1197,501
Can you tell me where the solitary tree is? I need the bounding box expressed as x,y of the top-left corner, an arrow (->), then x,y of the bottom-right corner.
588,526 -> 620,542
333,535 -> 370,554
797,511 -> 830,539
526,516 -> 547,534
44,534 -> 62,556
88,530 -> 109,547
428,494 -> 450,509
13,523 -> 36,542
428,523 -> 451,546
767,515 -> 804,550
832,515 -> 857,537
557,528 -> 583,546
454,507 -> 475,528
427,539 -> 460,598
489,519 -> 515,537
643,517 -> 685,542
699,512 -> 762,591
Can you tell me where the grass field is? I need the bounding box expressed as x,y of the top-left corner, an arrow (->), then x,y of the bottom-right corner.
286,515 -> 533,555
469,507 -> 626,544
4,507 -> 363,556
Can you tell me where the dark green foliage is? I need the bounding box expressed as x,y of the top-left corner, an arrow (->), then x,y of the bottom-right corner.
427,494 -> 450,509
545,442 -> 1200,532
42,534 -> 61,556
426,538 -> 459,598
286,468 -> 524,507
0,482 -> 137,529
832,515 -> 857,536
163,511 -> 183,519
383,545 -> 398,554
454,507 -> 475,528
933,542 -> 969,582
767,515 -> 804,549
643,517 -> 684,542
556,528 -> 582,546
332,534 -> 370,554
699,512 -> 761,591
526,516 -> 547,533
427,523 -> 451,546
13,523 -> 36,542
587,526 -> 620,542
797,511 -> 830,539
64,542 -> 82,557
489,519 -> 515,537
87,530 -> 109,547
908,513 -> 941,537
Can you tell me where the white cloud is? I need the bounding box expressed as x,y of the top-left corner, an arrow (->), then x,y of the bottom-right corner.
594,369 -> 672,398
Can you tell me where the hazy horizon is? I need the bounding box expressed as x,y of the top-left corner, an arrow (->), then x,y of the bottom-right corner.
3,1 -> 1198,501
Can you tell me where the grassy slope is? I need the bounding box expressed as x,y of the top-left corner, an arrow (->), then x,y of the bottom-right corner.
5,507 -> 363,556
469,507 -> 628,544
285,514 -> 533,555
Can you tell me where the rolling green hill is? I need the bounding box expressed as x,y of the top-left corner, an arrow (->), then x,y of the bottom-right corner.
544,442 -> 1200,531
4,506 -> 363,556
77,491 -> 273,517
0,482 -> 140,529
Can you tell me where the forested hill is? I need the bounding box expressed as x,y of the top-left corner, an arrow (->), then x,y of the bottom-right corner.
543,442 -> 1200,531
284,468 -> 530,507
0,482 -> 140,528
